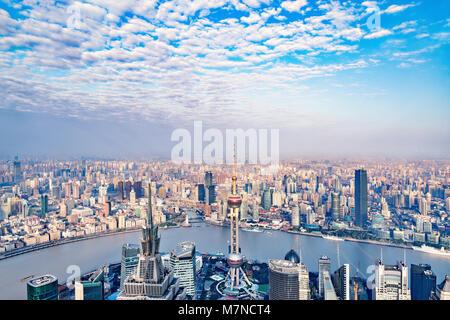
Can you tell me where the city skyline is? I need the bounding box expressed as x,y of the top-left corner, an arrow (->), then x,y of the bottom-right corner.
0,0 -> 449,159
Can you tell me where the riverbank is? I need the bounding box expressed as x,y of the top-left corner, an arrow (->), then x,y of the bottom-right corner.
0,228 -> 141,261
0,222 -> 193,261
203,219 -> 415,252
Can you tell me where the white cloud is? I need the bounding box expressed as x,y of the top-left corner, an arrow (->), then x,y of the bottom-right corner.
364,29 -> 393,39
280,0 -> 308,12
383,4 -> 417,14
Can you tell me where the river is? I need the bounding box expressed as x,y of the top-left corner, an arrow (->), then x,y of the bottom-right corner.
0,222 -> 449,299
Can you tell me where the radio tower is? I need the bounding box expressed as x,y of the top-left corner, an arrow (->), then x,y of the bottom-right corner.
225,145 -> 252,292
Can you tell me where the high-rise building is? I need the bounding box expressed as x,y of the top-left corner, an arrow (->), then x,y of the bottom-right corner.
291,205 -> 300,227
118,183 -> 186,300
206,185 -> 216,205
13,157 -> 21,183
372,259 -> 411,300
318,256 -> 331,298
134,181 -> 142,198
333,264 -> 350,300
268,259 -> 309,300
120,243 -> 140,291
125,181 -> 132,200
262,189 -> 272,210
433,275 -> 450,300
355,169 -> 368,228
410,264 -> 436,300
27,275 -> 58,300
117,181 -> 124,201
205,171 -> 213,188
75,268 -> 104,300
196,184 -> 205,203
331,192 -> 340,221
40,194 -> 48,217
253,200 -> 259,221
322,270 -> 338,300
170,241 -> 196,297
240,199 -> 248,220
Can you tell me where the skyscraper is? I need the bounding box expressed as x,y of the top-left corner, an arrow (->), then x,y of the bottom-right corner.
291,205 -> 300,228
410,264 -> 436,300
27,275 -> 58,300
75,268 -> 104,300
372,259 -> 410,300
322,271 -> 338,300
318,256 -> 331,298
433,275 -> 450,300
196,184 -> 205,203
40,194 -> 48,217
331,192 -> 340,221
170,241 -> 196,297
119,243 -> 140,291
262,189 -> 272,210
333,264 -> 350,300
355,169 -> 368,228
206,185 -> 216,204
118,183 -> 186,300
268,259 -> 309,300
205,171 -> 213,189
13,157 -> 21,183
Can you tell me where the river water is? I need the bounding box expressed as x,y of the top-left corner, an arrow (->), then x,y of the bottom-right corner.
0,222 -> 449,299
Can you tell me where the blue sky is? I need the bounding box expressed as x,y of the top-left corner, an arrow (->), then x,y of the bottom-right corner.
0,0 -> 449,159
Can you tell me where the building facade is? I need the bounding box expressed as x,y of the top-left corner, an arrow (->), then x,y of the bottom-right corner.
170,241 -> 196,297
27,274 -> 58,300
372,259 -> 411,300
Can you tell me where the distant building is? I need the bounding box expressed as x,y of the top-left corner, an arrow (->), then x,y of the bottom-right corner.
119,243 -> 140,291
268,259 -> 309,300
27,275 -> 58,300
318,256 -> 331,298
205,171 -> 213,188
410,264 -> 436,300
196,184 -> 205,203
355,169 -> 368,228
333,264 -> 350,300
372,259 -> 410,300
291,205 -> 299,227
40,194 -> 48,217
170,241 -> 196,297
331,192 -> 340,221
13,157 -> 21,183
262,189 -> 272,210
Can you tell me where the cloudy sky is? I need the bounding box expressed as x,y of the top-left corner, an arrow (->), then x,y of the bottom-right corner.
0,0 -> 449,159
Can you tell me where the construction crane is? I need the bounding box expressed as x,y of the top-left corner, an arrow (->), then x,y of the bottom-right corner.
350,262 -> 360,301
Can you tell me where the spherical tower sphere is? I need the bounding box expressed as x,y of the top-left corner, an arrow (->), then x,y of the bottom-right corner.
227,253 -> 244,268
227,195 -> 242,208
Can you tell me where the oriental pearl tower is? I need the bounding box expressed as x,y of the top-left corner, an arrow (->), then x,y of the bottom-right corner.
224,146 -> 252,292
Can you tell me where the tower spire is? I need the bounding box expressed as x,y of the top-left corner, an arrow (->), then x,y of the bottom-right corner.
148,182 -> 153,228
232,143 -> 237,195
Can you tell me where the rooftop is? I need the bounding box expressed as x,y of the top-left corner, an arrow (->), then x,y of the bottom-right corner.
28,274 -> 57,287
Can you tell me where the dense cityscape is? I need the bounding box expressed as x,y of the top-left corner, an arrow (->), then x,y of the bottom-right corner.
1,157 -> 449,300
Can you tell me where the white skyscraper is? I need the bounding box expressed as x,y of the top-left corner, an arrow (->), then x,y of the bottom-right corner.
372,259 -> 411,300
